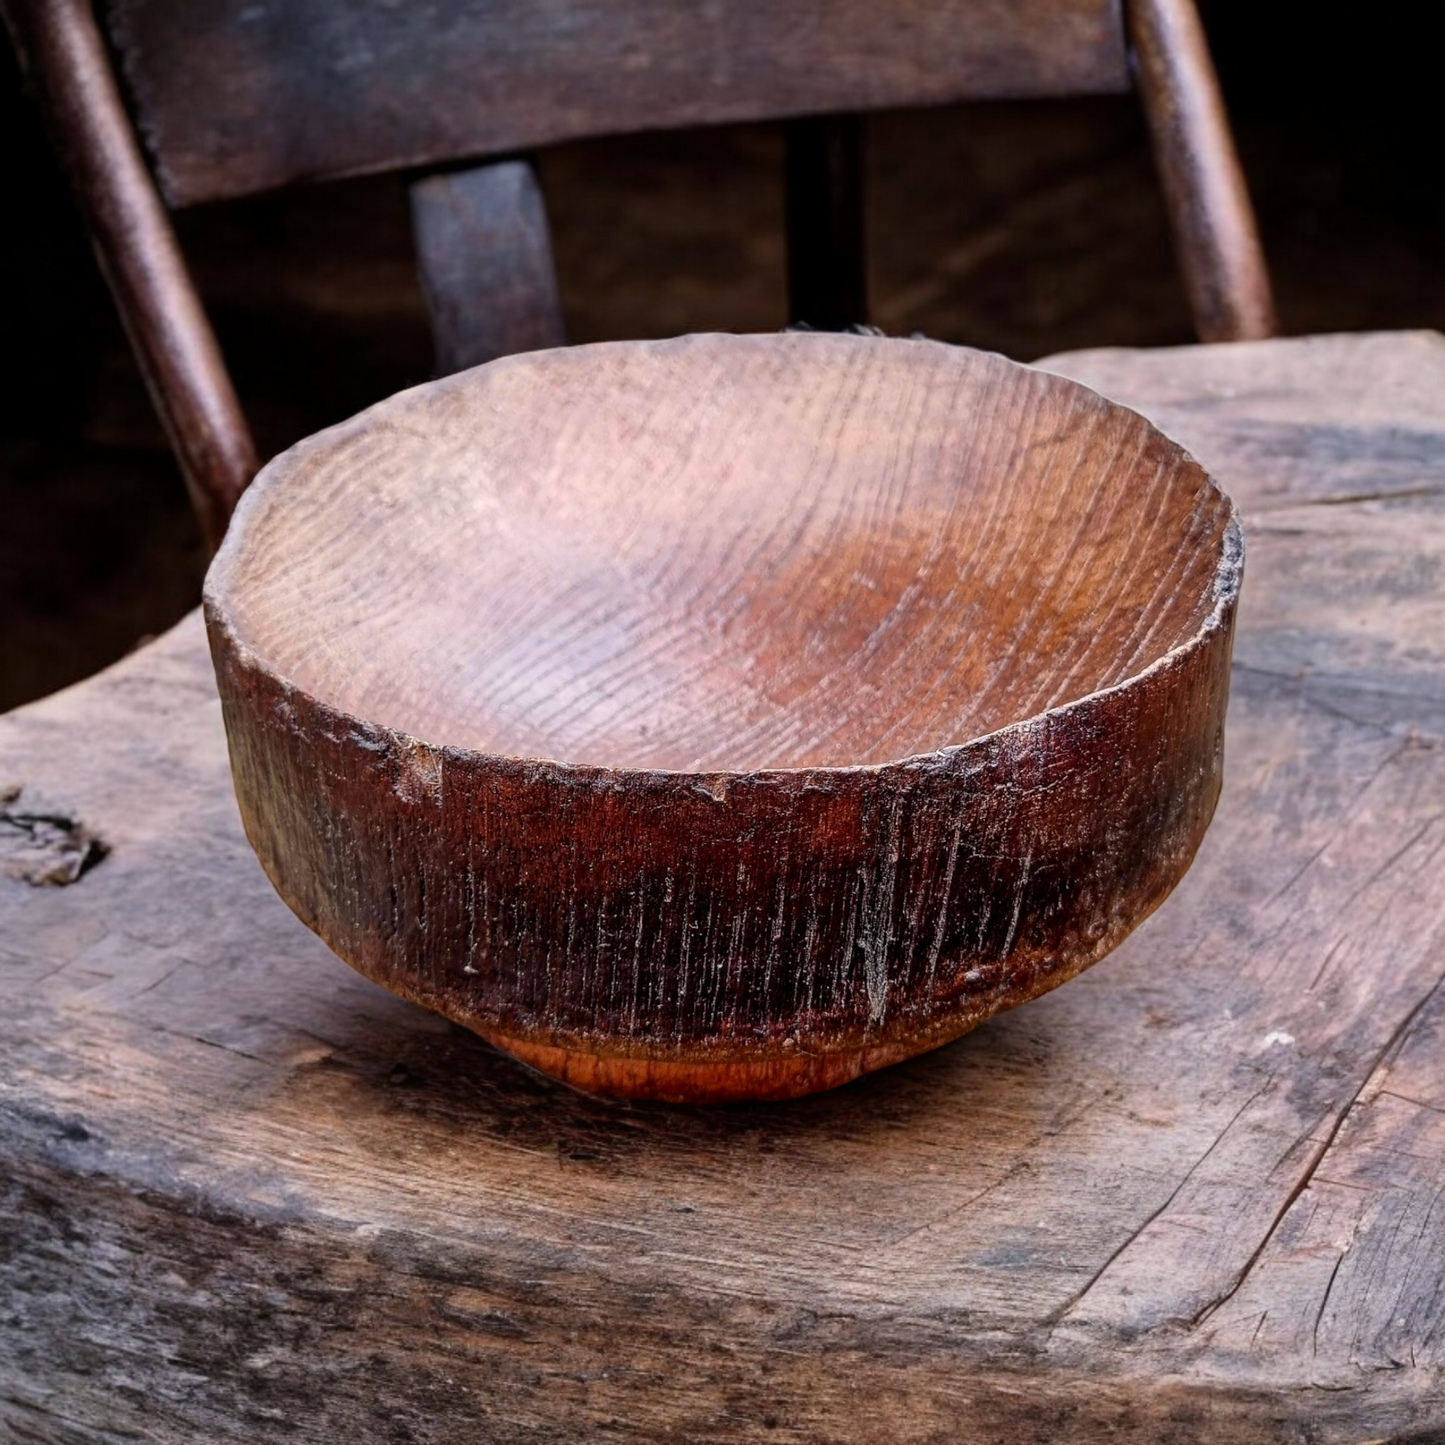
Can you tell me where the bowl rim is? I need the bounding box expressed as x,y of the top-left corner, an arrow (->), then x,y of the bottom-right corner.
205,332 -> 1244,784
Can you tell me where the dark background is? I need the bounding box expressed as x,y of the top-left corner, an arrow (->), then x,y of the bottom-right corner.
1,4 -> 1438,712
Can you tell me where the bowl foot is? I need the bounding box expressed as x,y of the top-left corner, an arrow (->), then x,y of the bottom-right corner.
477,1028 -> 931,1104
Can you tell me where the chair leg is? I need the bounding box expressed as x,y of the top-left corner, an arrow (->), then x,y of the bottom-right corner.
1127,0 -> 1277,342
409,160 -> 567,377
785,114 -> 867,332
5,0 -> 257,550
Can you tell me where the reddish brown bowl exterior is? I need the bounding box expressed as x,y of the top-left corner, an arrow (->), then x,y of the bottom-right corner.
205,334 -> 1241,1103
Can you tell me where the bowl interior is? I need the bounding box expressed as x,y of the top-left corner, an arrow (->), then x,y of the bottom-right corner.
213,333 -> 1232,773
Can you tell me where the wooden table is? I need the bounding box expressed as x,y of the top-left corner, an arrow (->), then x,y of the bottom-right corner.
3,331 -> 1443,1443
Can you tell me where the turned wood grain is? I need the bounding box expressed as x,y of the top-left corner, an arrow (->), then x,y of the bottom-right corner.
100,0 -> 1130,207
204,333 -> 1239,1101
4,332 -> 1443,1441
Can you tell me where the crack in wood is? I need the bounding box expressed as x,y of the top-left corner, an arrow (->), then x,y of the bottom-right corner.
1050,1082 -> 1272,1328
1191,971 -> 1445,1330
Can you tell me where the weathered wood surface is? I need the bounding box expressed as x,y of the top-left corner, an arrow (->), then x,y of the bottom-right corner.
2,331 -> 1444,1440
100,0 -> 1130,207
410,160 -> 567,377
205,333 -> 1240,1104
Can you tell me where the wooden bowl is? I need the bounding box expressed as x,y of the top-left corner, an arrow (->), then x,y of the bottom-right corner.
205,333 -> 1241,1104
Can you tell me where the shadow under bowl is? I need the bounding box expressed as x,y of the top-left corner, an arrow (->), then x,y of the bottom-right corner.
205,332 -> 1241,1103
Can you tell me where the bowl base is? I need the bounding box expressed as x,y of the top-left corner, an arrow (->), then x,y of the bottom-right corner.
477,1027 -> 937,1105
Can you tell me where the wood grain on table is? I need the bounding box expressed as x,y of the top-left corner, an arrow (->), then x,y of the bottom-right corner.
2,331 -> 1443,1442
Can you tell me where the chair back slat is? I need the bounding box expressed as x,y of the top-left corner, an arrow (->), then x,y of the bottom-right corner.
105,0 -> 1129,206
411,161 -> 567,375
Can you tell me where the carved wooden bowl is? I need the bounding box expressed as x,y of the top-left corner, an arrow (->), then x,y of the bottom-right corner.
205,333 -> 1241,1104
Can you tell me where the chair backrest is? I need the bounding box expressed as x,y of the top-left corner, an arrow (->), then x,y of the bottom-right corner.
5,0 -> 1271,554
106,0 -> 1132,207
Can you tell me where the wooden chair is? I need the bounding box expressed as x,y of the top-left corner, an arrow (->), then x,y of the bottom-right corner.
2,0 -> 1274,553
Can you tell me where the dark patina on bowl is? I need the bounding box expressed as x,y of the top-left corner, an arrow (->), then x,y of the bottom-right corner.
205,332 -> 1241,1103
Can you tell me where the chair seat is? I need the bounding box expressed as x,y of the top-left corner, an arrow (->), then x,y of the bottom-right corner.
4,332 -> 1444,1440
